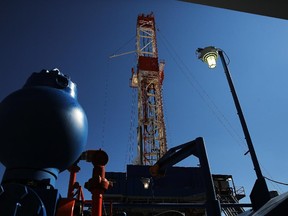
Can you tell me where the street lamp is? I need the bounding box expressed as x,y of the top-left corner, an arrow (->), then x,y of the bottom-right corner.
197,46 -> 218,69
196,46 -> 271,210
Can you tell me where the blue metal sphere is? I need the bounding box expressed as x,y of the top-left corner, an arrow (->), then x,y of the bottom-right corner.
0,69 -> 88,173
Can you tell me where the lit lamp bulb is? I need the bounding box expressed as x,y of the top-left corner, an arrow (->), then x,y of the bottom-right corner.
141,177 -> 151,189
205,54 -> 217,68
197,46 -> 219,69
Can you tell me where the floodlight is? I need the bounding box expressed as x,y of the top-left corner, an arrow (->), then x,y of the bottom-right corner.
141,177 -> 150,189
196,46 -> 218,68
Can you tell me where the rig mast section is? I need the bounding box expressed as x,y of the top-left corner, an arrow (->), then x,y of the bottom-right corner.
130,13 -> 167,166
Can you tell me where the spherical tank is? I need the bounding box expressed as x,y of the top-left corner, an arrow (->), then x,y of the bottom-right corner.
0,69 -> 88,174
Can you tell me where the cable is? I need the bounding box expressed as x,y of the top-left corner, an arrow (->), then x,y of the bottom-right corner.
126,87 -> 137,166
261,165 -> 283,193
157,28 -> 286,194
264,176 -> 288,186
110,34 -> 136,58
157,28 -> 247,152
218,48 -> 231,65
161,85 -> 171,150
100,59 -> 111,149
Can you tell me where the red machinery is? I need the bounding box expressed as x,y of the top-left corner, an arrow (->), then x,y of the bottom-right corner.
57,150 -> 110,216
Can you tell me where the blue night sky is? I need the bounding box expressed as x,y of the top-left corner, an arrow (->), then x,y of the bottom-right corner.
1,0 -> 288,205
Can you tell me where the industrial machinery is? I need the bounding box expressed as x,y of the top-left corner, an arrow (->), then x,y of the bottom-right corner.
103,13 -> 250,216
2,11 -> 285,216
0,69 -> 110,216
130,13 -> 167,166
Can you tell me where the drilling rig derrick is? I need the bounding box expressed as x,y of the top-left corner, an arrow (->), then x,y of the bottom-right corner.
130,13 -> 167,166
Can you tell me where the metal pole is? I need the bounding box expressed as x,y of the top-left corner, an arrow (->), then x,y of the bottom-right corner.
218,50 -> 270,209
218,50 -> 262,179
84,150 -> 110,216
67,164 -> 80,198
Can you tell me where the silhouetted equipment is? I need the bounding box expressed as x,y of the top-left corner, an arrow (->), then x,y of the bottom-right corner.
0,69 -> 88,186
213,175 -> 246,215
150,137 -> 222,216
0,69 -> 110,216
104,138 -> 250,216
0,69 -> 88,215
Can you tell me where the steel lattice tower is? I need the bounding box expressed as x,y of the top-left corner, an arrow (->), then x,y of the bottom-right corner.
130,13 -> 167,165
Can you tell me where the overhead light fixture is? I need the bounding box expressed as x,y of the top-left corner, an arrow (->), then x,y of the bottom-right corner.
196,46 -> 218,68
141,177 -> 151,189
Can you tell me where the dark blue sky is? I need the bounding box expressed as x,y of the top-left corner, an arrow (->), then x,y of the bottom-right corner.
1,0 -> 288,204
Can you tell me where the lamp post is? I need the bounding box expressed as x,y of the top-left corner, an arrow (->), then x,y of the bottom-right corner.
196,46 -> 270,210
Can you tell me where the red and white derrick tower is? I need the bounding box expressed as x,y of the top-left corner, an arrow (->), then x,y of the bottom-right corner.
130,13 -> 167,166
